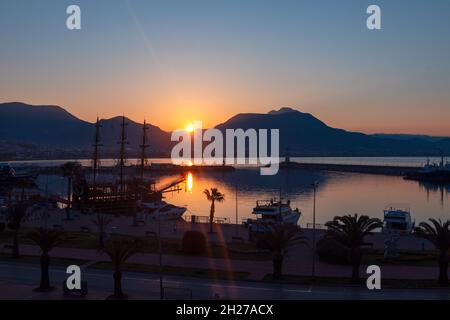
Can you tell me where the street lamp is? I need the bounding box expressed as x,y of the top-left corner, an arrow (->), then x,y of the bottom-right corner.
158,208 -> 163,299
235,183 -> 239,236
311,181 -> 319,283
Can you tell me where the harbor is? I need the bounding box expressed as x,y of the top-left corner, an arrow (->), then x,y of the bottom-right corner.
1,111 -> 450,300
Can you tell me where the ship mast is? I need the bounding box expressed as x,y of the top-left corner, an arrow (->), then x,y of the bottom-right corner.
92,117 -> 102,189
139,119 -> 150,181
118,115 -> 128,193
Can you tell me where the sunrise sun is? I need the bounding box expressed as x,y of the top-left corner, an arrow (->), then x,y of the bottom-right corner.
185,123 -> 194,132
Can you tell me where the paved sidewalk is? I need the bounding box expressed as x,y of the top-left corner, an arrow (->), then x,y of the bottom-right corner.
3,243 -> 443,281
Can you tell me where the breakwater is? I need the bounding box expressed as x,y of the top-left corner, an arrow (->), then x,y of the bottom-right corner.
280,162 -> 419,176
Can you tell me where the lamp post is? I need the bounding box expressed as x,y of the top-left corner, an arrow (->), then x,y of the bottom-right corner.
158,208 -> 163,299
235,183 -> 239,236
311,182 -> 319,283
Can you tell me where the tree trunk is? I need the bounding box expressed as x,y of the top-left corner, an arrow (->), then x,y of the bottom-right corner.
209,201 -> 215,233
349,248 -> 362,283
132,197 -> 138,227
66,177 -> 72,220
12,229 -> 19,258
40,253 -> 51,290
113,270 -> 124,298
273,253 -> 283,279
99,232 -> 105,249
438,251 -> 449,285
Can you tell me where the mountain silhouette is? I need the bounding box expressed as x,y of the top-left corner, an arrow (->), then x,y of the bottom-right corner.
0,102 -> 171,158
216,107 -> 450,156
1,102 -> 449,159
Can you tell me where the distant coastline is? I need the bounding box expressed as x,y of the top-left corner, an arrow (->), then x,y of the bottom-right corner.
3,156 -> 443,169
2,102 -> 450,161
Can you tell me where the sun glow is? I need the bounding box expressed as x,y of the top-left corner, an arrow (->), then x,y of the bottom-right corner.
185,123 -> 194,133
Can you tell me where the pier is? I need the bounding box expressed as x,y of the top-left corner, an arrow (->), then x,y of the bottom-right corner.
280,162 -> 420,176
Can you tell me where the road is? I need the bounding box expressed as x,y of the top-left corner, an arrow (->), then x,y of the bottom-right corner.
1,262 -> 450,300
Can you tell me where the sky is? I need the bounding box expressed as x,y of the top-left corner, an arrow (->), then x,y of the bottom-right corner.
1,0 -> 450,135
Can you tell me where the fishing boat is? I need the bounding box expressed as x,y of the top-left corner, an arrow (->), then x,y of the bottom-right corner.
405,156 -> 450,183
382,206 -> 414,234
0,164 -> 36,184
0,164 -> 14,180
245,199 -> 301,232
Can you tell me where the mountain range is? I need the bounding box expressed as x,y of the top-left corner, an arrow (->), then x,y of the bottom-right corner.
1,102 -> 449,160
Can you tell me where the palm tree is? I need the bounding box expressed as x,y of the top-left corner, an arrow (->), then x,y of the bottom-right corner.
101,236 -> 142,299
203,188 -> 225,233
325,214 -> 382,282
92,213 -> 112,249
16,177 -> 36,202
7,202 -> 31,258
27,228 -> 64,291
414,219 -> 450,285
257,224 -> 307,279
61,162 -> 81,220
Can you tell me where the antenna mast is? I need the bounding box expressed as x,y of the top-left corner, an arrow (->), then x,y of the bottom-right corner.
92,117 -> 102,189
118,115 -> 129,193
140,119 -> 150,181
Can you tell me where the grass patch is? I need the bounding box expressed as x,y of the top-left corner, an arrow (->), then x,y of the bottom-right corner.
90,261 -> 250,280
0,229 -> 271,261
363,249 -> 438,267
0,253 -> 88,267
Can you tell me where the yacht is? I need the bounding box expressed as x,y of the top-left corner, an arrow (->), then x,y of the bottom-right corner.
382,206 -> 415,234
140,201 -> 187,220
246,199 -> 301,232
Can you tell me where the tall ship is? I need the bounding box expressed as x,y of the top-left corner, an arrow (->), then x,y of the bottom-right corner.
245,199 -> 301,232
70,116 -> 186,216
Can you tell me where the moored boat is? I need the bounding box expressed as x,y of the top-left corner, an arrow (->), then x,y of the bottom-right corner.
245,199 -> 301,232
382,206 -> 414,234
405,156 -> 450,183
140,200 -> 187,220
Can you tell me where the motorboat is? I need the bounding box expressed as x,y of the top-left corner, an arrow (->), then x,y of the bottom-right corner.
246,199 -> 301,232
382,206 -> 414,234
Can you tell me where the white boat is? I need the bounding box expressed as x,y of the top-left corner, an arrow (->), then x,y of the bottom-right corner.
140,201 -> 187,220
382,206 -> 414,234
247,199 -> 301,232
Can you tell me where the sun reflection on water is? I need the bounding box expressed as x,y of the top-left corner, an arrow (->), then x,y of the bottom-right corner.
187,172 -> 193,193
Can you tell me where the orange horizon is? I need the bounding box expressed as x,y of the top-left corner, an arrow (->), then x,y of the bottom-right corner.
4,99 -> 450,137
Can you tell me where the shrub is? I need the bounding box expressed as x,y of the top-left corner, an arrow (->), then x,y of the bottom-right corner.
7,222 -> 18,230
182,231 -> 207,256
316,237 -> 349,265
